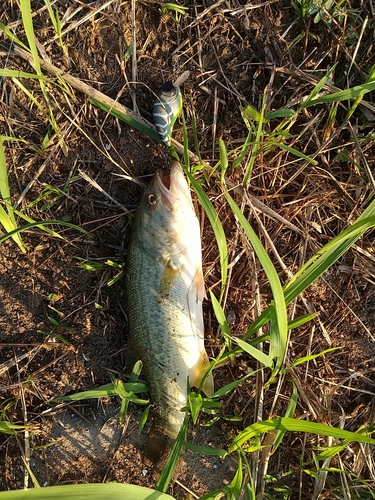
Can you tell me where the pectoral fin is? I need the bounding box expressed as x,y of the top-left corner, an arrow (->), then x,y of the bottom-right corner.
192,266 -> 206,302
189,350 -> 214,397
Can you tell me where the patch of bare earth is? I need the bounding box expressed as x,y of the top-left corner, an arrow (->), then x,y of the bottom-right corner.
1,1 -> 375,498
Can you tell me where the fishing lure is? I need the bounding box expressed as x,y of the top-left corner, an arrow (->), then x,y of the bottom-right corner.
152,81 -> 182,147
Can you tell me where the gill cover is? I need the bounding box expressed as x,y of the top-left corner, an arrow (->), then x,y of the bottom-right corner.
153,82 -> 182,147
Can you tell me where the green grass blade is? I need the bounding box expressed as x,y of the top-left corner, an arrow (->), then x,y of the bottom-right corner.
300,64 -> 337,108
314,443 -> 350,462
199,487 -> 228,500
38,331 -> 70,345
323,101 -> 338,138
314,422 -> 375,462
20,0 -> 41,74
227,455 -> 243,500
138,405 -> 150,435
55,382 -> 148,401
229,417 -> 375,453
12,77 -> 50,119
0,138 -> 26,252
0,136 -> 28,143
242,206 -> 375,343
161,3 -> 189,16
245,311 -> 315,342
0,22 -> 30,51
0,421 -> 27,435
210,291 -> 231,349
218,137 -> 228,184
43,0 -> 58,32
232,129 -> 252,170
183,442 -> 227,458
19,0 -> 59,134
156,413 -> 188,492
0,220 -> 87,245
243,90 -> 267,185
304,80 -> 375,107
211,372 -> 256,399
200,456 -> 243,500
181,110 -> 190,170
0,69 -> 49,80
283,346 -> 341,372
268,305 -> 284,376
0,205 -> 16,234
235,338 -> 273,368
271,382 -> 298,452
129,360 -> 143,381
265,109 -> 296,120
12,206 -> 64,239
0,139 -> 16,217
244,483 -> 256,500
43,0 -> 68,58
224,190 -> 287,373
284,216 -> 375,304
114,362 -> 150,426
241,102 -> 263,122
209,291 -> 229,334
186,171 -> 228,300
0,483 -> 175,499
188,392 -> 202,424
345,61 -> 375,121
220,313 -> 314,364
268,142 -> 318,165
287,312 -> 317,330
90,98 -> 161,143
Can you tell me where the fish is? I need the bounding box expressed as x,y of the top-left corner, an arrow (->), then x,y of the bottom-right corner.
125,161 -> 214,447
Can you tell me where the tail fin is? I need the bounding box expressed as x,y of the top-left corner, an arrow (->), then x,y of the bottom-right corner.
144,411 -> 188,479
145,427 -> 174,479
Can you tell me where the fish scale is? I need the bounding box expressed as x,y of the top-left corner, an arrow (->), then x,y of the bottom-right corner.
125,162 -> 214,440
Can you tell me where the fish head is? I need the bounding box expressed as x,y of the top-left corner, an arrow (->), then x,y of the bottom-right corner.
136,162 -> 195,249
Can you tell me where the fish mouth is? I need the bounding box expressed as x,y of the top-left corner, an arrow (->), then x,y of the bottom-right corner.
158,169 -> 171,191
155,162 -> 191,210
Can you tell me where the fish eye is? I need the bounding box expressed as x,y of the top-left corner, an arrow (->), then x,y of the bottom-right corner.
147,193 -> 157,207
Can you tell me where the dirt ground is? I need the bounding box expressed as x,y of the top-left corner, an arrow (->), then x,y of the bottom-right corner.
1,0 -> 375,498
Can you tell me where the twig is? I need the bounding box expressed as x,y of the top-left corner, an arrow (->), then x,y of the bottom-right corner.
246,195 -> 294,280
11,45 -> 202,165
14,351 -> 30,489
174,479 -> 199,499
349,122 -> 375,192
0,348 -> 39,376
53,0 -> 114,40
131,0 -> 138,113
245,189 -> 303,235
78,169 -> 130,213
212,87 -> 218,161
14,140 -> 61,209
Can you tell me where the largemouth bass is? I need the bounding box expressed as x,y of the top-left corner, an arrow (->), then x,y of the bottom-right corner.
125,162 -> 214,442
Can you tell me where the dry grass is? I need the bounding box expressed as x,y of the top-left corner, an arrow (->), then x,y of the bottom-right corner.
1,0 -> 375,498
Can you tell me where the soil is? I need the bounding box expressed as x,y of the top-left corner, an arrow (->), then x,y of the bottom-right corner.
1,1 -> 375,498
